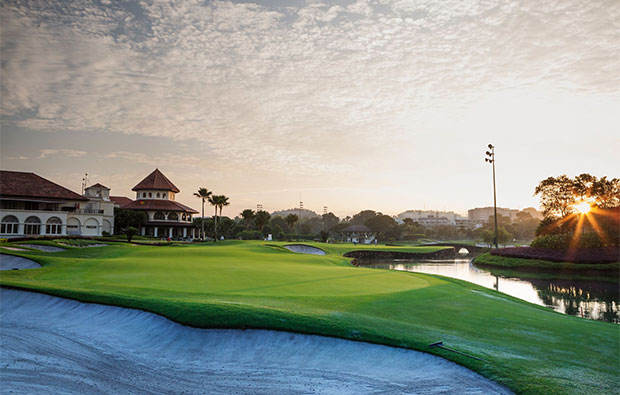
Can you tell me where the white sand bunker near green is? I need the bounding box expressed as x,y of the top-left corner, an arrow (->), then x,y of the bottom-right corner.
0,289 -> 511,394
284,244 -> 326,255
0,255 -> 41,270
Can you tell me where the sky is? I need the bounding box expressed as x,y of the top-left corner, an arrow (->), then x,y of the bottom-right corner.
1,0 -> 618,218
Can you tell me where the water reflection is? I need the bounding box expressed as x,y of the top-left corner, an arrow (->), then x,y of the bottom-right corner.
363,259 -> 619,323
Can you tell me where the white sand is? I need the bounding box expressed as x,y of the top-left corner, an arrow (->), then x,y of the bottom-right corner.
284,244 -> 326,255
20,244 -> 66,252
0,255 -> 41,270
0,289 -> 512,394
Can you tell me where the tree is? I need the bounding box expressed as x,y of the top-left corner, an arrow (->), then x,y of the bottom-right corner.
254,210 -> 271,231
125,226 -> 138,242
497,227 -> 513,247
285,214 -> 299,232
321,212 -> 339,231
193,187 -> 212,241
114,208 -> 148,235
240,209 -> 256,229
535,174 -> 620,218
482,230 -> 494,247
214,195 -> 230,239
365,214 -> 400,240
535,175 -> 577,218
207,194 -> 218,242
350,210 -> 377,225
319,230 -> 329,242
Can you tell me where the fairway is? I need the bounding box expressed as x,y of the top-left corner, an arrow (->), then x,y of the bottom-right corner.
1,240 -> 618,394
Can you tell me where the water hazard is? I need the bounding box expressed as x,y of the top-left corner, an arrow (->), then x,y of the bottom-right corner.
362,258 -> 619,323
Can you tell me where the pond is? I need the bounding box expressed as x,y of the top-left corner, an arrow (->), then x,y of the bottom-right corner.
361,258 -> 619,323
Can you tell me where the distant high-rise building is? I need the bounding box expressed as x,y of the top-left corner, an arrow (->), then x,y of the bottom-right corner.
468,207 -> 519,223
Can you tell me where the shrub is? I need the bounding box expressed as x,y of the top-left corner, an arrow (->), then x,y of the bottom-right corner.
531,232 -> 604,249
491,246 -> 619,264
101,231 -> 111,237
238,230 -> 261,240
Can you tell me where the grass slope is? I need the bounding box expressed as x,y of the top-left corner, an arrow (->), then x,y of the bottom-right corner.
475,252 -> 620,271
1,240 -> 618,394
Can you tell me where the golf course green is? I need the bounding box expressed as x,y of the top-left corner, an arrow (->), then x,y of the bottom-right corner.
1,240 -> 618,394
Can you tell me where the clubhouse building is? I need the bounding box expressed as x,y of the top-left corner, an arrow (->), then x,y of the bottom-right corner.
0,170 -> 115,238
113,169 -> 198,239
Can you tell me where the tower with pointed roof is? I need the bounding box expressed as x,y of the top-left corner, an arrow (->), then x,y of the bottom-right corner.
122,169 -> 198,239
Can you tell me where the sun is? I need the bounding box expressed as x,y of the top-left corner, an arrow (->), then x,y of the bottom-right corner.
574,201 -> 592,214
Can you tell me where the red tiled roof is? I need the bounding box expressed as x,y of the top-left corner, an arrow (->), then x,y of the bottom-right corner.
0,170 -> 88,201
110,196 -> 134,208
132,169 -> 180,193
123,199 -> 198,213
87,183 -> 109,189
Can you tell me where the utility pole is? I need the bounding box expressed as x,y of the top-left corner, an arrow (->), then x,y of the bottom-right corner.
485,144 -> 498,249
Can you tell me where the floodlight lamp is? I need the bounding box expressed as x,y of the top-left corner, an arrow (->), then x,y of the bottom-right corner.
486,151 -> 491,156
488,144 -> 494,149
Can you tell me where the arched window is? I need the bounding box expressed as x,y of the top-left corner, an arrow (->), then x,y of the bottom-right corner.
46,217 -> 62,234
156,192 -> 161,198
143,192 -> 147,198
24,216 -> 41,235
154,212 -> 165,220
163,193 -> 167,199
182,214 -> 186,221
168,212 -> 178,221
149,192 -> 152,198
1,215 -> 18,234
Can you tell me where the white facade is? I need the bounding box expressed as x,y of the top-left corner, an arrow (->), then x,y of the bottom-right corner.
0,183 -> 114,239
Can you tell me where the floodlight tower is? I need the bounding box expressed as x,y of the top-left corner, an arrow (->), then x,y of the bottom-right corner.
485,144 -> 498,249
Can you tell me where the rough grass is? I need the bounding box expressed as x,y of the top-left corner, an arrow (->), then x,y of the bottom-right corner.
1,240 -> 618,394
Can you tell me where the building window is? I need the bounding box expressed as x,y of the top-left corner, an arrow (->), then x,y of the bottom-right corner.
163,193 -> 167,199
46,217 -> 62,234
24,216 -> 41,234
143,192 -> 147,198
149,192 -> 152,198
157,192 -> 161,198
1,215 -> 19,234
86,225 -> 97,229
168,213 -> 178,221
154,212 -> 165,220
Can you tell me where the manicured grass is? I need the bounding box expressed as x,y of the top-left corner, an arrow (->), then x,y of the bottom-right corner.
475,252 -> 620,271
1,240 -> 618,394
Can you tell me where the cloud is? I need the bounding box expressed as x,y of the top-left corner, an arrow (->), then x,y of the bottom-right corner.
1,0 -> 618,186
38,149 -> 87,158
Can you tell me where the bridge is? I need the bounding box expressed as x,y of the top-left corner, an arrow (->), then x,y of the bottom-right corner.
420,243 -> 490,258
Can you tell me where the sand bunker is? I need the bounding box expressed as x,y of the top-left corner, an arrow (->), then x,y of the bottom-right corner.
0,255 -> 41,270
284,244 -> 326,255
20,244 -> 65,252
57,243 -> 108,248
0,289 -> 511,394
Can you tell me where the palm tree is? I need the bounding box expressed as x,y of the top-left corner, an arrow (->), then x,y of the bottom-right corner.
208,194 -> 218,242
240,209 -> 255,229
216,195 -> 230,238
254,210 -> 271,232
193,187 -> 212,241
285,213 -> 299,232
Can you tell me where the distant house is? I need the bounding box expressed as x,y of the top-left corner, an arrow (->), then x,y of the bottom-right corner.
121,169 -> 198,239
341,224 -> 375,244
0,170 -> 114,238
